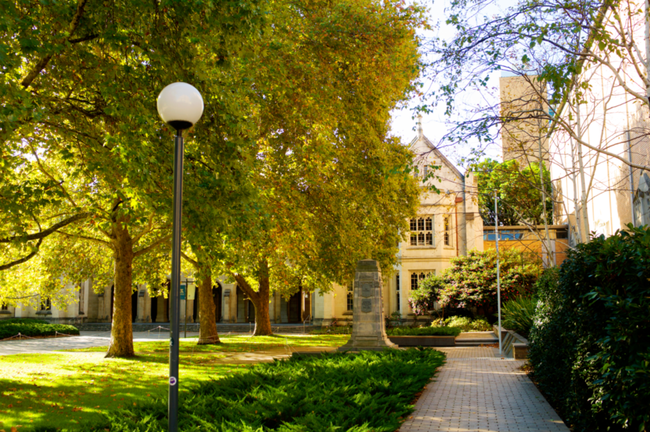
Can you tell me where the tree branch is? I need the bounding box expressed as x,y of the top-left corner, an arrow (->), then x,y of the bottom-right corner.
0,238 -> 43,271
57,230 -> 112,247
230,272 -> 259,304
133,235 -> 171,258
0,213 -> 89,243
181,251 -> 198,267
20,0 -> 90,89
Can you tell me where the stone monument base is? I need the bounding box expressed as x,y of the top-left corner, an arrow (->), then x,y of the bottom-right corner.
337,259 -> 397,352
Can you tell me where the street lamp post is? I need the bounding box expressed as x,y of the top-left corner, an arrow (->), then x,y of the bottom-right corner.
157,82 -> 204,432
495,190 -> 502,356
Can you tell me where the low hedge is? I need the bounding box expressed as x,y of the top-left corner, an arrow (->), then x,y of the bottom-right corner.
0,318 -> 80,339
430,316 -> 492,332
386,326 -> 461,337
85,348 -> 445,431
529,227 -> 650,432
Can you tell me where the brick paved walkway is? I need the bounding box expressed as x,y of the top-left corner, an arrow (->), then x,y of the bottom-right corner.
399,347 -> 569,432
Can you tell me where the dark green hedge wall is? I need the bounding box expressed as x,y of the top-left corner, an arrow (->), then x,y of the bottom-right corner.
529,226 -> 650,432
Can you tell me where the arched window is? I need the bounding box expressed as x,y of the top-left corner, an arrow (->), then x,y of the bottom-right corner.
346,285 -> 354,311
444,216 -> 451,246
78,285 -> 85,315
411,273 -> 418,290
425,217 -> 432,230
396,275 -> 401,311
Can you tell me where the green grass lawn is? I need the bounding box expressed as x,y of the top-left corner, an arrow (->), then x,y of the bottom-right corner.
0,334 -> 349,431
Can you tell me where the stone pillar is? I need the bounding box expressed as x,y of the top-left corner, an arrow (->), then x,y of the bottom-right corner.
339,259 -> 397,351
155,296 -> 168,323
222,289 -> 231,322
312,289 -> 334,326
136,287 -> 149,322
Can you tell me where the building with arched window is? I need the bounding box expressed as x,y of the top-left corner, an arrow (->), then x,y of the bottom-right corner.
312,125 -> 484,325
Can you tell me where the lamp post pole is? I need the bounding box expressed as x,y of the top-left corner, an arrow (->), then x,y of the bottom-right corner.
168,127 -> 184,431
157,82 -> 203,432
495,190 -> 502,356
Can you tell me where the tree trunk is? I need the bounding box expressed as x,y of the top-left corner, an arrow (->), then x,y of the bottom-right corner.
232,263 -> 273,336
197,274 -> 220,345
252,273 -> 273,336
106,219 -> 135,358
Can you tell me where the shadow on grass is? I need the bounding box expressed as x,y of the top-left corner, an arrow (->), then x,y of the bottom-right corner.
0,353 -> 242,431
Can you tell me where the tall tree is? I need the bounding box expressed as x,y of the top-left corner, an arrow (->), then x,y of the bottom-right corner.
0,0 -> 264,356
223,0 -> 425,335
474,159 -> 553,226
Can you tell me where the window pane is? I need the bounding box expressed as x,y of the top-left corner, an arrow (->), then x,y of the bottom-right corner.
425,217 -> 432,230
411,273 -> 418,290
426,232 -> 433,245
418,218 -> 424,231
410,219 -> 417,230
418,233 -> 425,245
410,234 -> 417,246
419,273 -> 426,281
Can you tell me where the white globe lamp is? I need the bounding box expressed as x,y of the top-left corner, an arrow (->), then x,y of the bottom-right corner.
157,82 -> 204,131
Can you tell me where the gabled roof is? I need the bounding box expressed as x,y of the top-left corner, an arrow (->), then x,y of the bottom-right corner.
408,133 -> 464,180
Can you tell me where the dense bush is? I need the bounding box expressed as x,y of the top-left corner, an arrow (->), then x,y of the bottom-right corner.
529,227 -> 650,431
409,249 -> 541,316
386,326 -> 461,336
0,318 -> 79,339
86,348 -> 445,431
501,296 -> 535,338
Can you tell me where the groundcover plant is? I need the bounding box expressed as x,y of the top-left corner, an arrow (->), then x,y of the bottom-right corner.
86,348 -> 445,432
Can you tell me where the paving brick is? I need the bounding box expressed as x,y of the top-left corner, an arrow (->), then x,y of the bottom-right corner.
399,347 -> 569,432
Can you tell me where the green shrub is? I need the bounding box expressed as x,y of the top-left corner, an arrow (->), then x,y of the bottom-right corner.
87,348 -> 445,431
435,316 -> 492,332
437,249 -> 540,310
407,275 -> 445,315
501,296 -> 535,338
0,318 -> 79,339
386,326 -> 461,337
529,227 -> 650,431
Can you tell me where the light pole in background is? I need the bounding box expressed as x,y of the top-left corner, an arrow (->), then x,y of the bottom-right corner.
495,190 -> 502,356
157,82 -> 204,432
